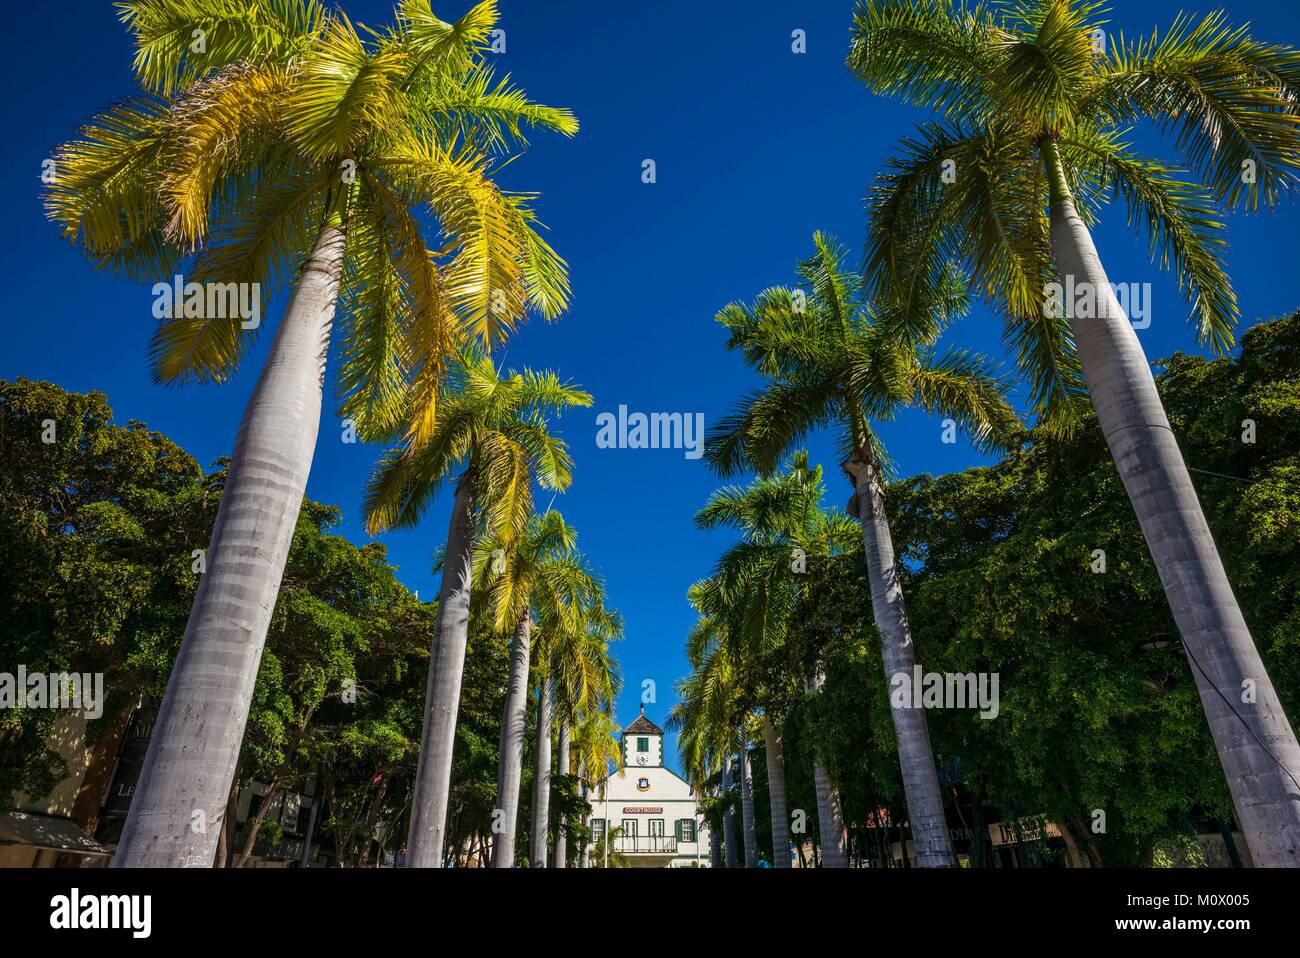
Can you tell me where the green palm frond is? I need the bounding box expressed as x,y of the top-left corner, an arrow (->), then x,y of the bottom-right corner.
413,61 -> 579,154
910,347 -> 1022,453
158,61 -> 294,247
504,416 -> 575,492
847,0 -> 999,119
372,136 -> 531,346
705,379 -> 839,479
148,168 -> 329,384
392,0 -> 497,80
1060,128 -> 1238,352
115,0 -> 327,94
363,390 -> 476,534
43,96 -> 177,275
360,169 -> 454,447
1083,10 -> 1300,210
336,195 -> 413,441
285,13 -> 411,162
992,0 -> 1102,129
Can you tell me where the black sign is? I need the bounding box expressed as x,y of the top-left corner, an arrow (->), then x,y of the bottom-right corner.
94,705 -> 158,840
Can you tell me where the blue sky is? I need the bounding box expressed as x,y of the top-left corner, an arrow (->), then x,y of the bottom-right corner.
3,0 -> 1299,774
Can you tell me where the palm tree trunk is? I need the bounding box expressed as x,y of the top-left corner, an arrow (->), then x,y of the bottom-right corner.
709,801 -> 722,868
1045,141 -> 1300,866
845,448 -> 957,868
807,670 -> 848,868
764,715 -> 790,868
406,465 -> 478,868
530,674 -> 554,867
553,718 -> 570,868
721,757 -> 737,868
739,725 -> 758,867
491,610 -> 532,868
813,758 -> 847,868
113,221 -> 347,868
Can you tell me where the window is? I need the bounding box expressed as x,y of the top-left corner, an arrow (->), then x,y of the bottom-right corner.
637,737 -> 649,753
280,793 -> 303,834
677,819 -> 695,843
591,818 -> 606,841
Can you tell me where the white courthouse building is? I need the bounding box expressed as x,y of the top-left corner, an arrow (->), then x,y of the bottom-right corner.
588,708 -> 711,867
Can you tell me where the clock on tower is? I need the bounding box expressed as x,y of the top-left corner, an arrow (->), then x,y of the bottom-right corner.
621,705 -> 664,768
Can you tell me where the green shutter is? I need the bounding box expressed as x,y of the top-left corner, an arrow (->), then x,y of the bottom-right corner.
675,819 -> 683,841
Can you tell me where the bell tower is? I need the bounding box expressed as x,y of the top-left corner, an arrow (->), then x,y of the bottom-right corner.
621,706 -> 664,768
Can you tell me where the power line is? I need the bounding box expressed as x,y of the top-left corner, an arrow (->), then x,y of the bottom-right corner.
1180,640 -> 1300,796
1187,465 -> 1300,497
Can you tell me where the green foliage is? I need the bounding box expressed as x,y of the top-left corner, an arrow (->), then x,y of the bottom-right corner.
0,380 -> 517,867
48,0 -> 577,452
0,378 -> 208,804
772,314 -> 1300,865
851,0 -> 1300,426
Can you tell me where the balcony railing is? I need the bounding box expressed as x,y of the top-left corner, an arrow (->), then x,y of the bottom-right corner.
615,836 -> 678,854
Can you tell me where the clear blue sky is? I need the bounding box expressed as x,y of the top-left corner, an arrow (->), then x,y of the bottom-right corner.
3,0 -> 1298,774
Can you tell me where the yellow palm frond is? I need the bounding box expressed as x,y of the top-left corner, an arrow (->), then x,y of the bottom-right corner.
359,169 -> 457,449
44,96 -> 174,269
159,62 -> 294,247
149,169 -> 328,384
285,12 -> 411,161
116,0 -> 327,93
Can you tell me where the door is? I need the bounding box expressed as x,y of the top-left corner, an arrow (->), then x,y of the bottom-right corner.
649,818 -> 665,850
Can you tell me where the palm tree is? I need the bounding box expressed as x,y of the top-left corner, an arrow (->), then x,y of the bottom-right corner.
551,621 -> 621,868
670,688 -> 723,867
721,757 -> 738,867
473,510 -> 618,867
529,558 -> 619,868
762,714 -> 789,869
807,671 -> 848,868
669,626 -> 742,867
571,709 -> 621,866
706,232 -> 1019,867
47,0 -> 576,867
590,824 -> 631,868
365,356 -> 591,867
738,721 -> 758,867
849,0 -> 1300,865
692,452 -> 861,868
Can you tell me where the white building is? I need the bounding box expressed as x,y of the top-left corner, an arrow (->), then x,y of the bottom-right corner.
587,708 -> 711,867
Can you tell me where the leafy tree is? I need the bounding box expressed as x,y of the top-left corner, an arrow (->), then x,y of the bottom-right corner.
46,0 -> 577,868
850,0 -> 1300,863
782,314 -> 1300,866
365,353 -> 590,867
706,231 -> 1019,866
0,378 -> 207,805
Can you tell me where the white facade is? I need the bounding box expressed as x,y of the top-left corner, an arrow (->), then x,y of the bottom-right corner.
588,708 -> 710,867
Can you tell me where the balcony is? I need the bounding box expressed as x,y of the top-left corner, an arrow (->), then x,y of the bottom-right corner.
614,836 -> 678,855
